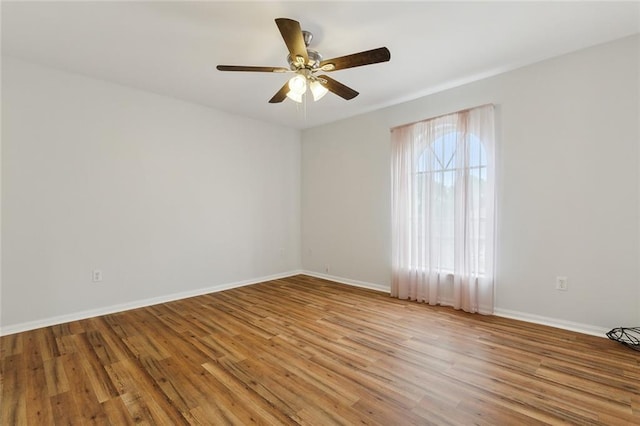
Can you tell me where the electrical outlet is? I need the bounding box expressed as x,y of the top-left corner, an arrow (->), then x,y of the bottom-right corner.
556,276 -> 568,291
325,264 -> 330,273
92,269 -> 103,283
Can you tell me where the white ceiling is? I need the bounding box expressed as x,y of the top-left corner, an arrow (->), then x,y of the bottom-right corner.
2,1 -> 639,130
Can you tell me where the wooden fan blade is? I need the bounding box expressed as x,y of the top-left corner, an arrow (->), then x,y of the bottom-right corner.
318,75 -> 359,100
217,65 -> 289,73
319,47 -> 390,71
269,82 -> 290,103
275,18 -> 308,66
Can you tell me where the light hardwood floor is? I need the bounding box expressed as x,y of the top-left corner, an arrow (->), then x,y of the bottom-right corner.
2,275 -> 639,425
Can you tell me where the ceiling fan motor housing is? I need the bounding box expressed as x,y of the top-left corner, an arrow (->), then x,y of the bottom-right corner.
287,49 -> 322,71
286,30 -> 322,70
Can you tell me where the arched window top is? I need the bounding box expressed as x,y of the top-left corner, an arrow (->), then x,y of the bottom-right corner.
417,131 -> 487,174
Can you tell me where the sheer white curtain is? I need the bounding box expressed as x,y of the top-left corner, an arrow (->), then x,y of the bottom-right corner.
391,104 -> 495,314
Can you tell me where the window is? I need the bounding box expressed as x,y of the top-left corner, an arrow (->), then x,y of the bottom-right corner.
391,105 -> 495,314
415,131 -> 488,274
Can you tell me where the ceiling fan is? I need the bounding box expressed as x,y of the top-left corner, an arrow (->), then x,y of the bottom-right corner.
216,18 -> 391,104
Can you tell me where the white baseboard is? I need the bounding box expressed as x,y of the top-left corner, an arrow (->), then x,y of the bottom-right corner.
494,308 -> 610,338
1,270 -> 612,340
0,270 -> 304,336
301,271 -> 610,339
301,270 -> 390,293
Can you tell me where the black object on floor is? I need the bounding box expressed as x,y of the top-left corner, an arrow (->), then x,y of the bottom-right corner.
606,327 -> 640,351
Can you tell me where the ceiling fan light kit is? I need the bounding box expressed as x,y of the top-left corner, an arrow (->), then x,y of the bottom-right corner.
310,80 -> 328,101
286,74 -> 306,102
216,18 -> 390,104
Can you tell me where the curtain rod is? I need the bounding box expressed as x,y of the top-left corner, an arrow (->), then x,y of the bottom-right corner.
390,103 -> 494,132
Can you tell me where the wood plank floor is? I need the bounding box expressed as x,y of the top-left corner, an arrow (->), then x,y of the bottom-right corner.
2,275 -> 639,425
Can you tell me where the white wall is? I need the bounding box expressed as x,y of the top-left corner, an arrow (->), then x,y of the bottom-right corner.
302,35 -> 640,332
3,36 -> 638,336
1,57 -> 301,331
